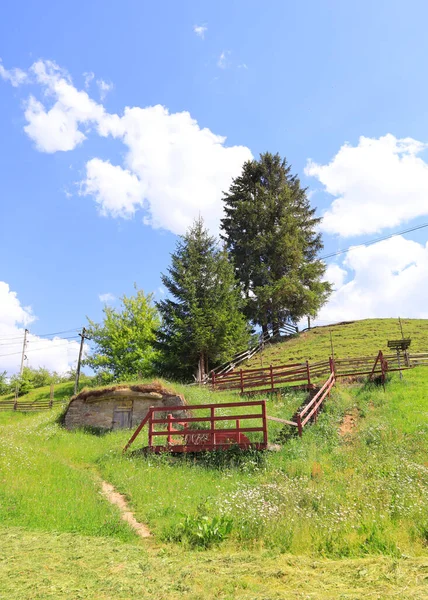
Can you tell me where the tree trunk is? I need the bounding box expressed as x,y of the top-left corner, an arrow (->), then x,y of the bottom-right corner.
196,351 -> 206,383
262,323 -> 270,340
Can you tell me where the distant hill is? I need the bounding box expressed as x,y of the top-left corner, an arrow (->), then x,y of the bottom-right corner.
243,318 -> 428,369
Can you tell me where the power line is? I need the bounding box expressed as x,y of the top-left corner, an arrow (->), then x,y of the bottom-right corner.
320,221 -> 428,261
0,339 -> 81,358
0,327 -> 82,343
0,335 -> 79,348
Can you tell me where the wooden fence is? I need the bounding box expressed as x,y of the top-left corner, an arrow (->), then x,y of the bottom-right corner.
123,400 -> 268,453
0,397 -> 64,412
212,351 -> 427,394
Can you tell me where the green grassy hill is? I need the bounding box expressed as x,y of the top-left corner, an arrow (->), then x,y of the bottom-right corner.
1,366 -> 428,598
244,318 -> 428,369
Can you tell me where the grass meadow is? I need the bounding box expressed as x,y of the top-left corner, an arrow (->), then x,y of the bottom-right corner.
1,367 -> 428,597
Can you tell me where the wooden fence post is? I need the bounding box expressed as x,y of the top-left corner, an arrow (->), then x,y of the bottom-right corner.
296,413 -> 303,438
270,365 -> 274,391
306,360 -> 311,388
49,383 -> 54,409
329,357 -> 335,376
211,406 -> 215,446
148,407 -> 153,449
236,419 -> 241,444
167,413 -> 173,445
261,400 -> 268,446
212,371 -> 216,390
240,369 -> 244,394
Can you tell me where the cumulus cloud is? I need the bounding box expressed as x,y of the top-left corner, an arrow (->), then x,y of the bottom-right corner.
23,60 -> 105,153
193,24 -> 207,39
317,236 -> 428,322
81,158 -> 145,218
2,58 -> 251,234
305,135 -> 428,237
98,292 -> 116,304
94,105 -> 252,233
0,282 -> 82,375
0,59 -> 27,86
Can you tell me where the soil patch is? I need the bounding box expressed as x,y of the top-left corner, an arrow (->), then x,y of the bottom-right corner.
101,481 -> 151,539
340,409 -> 358,437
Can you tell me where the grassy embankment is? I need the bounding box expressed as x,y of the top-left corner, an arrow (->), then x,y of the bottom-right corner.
243,318 -> 428,369
1,361 -> 428,597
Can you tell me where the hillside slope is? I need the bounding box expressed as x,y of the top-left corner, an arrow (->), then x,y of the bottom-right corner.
1,368 -> 428,598
243,318 -> 428,369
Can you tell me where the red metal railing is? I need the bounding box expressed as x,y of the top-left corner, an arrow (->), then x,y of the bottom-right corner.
123,400 -> 268,453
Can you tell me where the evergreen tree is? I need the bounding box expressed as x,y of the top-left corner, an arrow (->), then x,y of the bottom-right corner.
156,217 -> 250,381
85,287 -> 159,382
221,152 -> 331,335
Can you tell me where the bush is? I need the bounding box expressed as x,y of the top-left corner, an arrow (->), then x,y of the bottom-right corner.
165,515 -> 233,548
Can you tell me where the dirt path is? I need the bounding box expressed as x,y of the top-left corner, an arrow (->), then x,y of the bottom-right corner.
101,481 -> 151,539
339,409 -> 358,437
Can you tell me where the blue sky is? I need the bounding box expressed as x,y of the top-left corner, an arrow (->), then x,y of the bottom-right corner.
1,0 -> 428,373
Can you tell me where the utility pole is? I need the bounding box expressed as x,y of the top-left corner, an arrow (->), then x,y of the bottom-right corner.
307,316 -> 311,331
74,327 -> 86,395
15,328 -> 29,403
398,316 -> 404,339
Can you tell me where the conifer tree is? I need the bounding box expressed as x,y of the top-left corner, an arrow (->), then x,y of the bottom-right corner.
221,152 -> 331,335
156,217 -> 250,381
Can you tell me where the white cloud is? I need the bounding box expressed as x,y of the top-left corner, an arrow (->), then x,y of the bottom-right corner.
325,263 -> 347,290
0,59 -> 27,86
305,134 -> 428,237
83,71 -> 94,89
23,60 -> 105,153
217,51 -> 229,69
95,104 -> 252,233
81,158 -> 145,218
193,24 -> 207,39
317,236 -> 428,323
98,293 -> 116,304
96,79 -> 113,100
2,58 -> 252,234
0,282 -> 82,375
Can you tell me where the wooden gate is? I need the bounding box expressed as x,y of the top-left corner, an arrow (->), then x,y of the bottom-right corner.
123,400 -> 268,453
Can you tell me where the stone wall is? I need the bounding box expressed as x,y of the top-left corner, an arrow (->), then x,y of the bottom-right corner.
64,387 -> 187,430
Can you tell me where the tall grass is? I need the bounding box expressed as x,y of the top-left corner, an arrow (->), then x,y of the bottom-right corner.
1,369 -> 427,559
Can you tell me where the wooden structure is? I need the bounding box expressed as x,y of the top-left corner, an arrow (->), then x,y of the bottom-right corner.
123,400 -> 268,453
64,384 -> 187,431
267,360 -> 336,437
211,349 -> 421,395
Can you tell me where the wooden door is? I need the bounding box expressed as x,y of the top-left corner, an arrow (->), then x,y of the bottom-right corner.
113,408 -> 132,429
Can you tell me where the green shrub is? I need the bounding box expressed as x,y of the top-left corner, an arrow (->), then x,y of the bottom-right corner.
165,515 -> 233,548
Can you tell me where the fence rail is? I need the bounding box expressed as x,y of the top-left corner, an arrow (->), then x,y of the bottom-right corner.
124,400 -> 268,453
0,398 -> 64,412
213,351 -> 427,394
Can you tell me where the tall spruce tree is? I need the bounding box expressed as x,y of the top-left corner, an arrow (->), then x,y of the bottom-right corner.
221,152 -> 331,336
156,217 -> 250,381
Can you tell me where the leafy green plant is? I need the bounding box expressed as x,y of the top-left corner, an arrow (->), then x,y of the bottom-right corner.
167,515 -> 233,548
